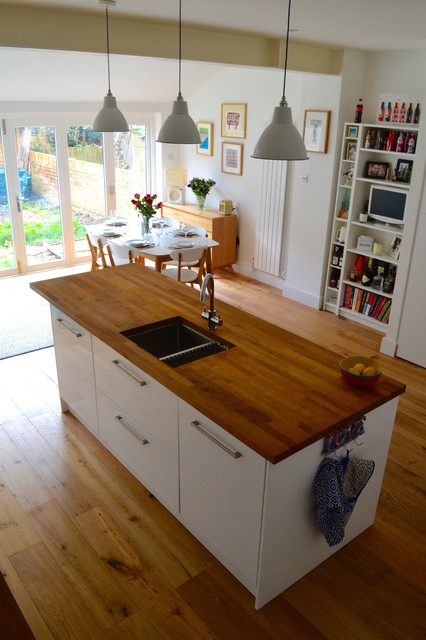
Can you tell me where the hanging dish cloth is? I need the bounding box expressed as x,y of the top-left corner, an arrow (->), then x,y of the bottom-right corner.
314,455 -> 375,547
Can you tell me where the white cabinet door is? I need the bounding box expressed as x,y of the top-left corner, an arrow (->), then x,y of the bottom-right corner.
179,400 -> 266,590
51,307 -> 98,436
97,390 -> 179,512
93,337 -> 178,454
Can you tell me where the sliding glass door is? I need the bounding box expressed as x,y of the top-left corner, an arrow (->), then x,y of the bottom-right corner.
0,117 -> 151,275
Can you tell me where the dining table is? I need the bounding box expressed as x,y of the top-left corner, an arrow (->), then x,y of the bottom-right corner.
86,220 -> 219,273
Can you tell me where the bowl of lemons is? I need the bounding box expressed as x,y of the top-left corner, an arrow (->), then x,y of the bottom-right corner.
340,356 -> 382,387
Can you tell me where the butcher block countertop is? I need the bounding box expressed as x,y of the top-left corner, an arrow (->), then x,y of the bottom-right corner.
31,265 -> 406,464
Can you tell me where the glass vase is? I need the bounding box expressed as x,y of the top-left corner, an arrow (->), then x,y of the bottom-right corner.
196,195 -> 206,210
141,215 -> 151,237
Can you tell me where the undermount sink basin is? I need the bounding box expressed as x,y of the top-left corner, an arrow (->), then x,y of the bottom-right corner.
121,316 -> 235,367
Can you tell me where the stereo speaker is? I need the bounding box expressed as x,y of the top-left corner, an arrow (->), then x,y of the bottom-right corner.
167,186 -> 185,204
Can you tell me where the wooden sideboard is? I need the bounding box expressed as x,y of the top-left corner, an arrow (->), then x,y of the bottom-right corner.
161,203 -> 237,270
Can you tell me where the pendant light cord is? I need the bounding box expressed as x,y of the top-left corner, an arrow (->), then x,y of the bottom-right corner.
280,0 -> 291,107
105,7 -> 112,96
177,0 -> 182,99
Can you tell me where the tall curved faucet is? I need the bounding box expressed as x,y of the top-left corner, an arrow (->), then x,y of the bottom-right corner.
200,273 -> 222,330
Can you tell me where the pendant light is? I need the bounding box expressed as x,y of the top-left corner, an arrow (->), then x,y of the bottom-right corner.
93,0 -> 129,133
252,0 -> 308,160
157,0 -> 201,144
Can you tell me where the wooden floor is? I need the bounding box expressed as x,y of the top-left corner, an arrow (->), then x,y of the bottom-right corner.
0,269 -> 425,639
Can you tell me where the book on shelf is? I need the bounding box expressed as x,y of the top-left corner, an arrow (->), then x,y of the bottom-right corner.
372,296 -> 388,319
378,299 -> 392,323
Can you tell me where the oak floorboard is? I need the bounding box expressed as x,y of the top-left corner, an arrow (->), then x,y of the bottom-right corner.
0,268 -> 425,638
0,483 -> 42,555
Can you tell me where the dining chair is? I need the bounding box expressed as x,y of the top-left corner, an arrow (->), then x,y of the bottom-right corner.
162,247 -> 207,287
106,241 -> 138,266
86,233 -> 109,270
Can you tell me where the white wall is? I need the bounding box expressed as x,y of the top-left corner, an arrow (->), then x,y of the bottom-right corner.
179,66 -> 342,303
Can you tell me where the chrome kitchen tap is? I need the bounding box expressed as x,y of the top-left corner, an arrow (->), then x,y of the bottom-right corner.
200,273 -> 222,330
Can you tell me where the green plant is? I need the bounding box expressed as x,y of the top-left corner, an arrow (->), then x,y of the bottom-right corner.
187,177 -> 216,197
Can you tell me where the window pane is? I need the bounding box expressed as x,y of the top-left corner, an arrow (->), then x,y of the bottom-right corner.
0,135 -> 16,270
114,126 -> 147,221
67,126 -> 106,256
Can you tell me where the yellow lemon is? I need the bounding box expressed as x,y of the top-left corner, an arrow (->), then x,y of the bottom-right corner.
353,362 -> 366,374
363,366 -> 377,376
348,367 -> 360,375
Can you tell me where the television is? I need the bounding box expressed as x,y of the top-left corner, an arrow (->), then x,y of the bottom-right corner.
367,185 -> 407,226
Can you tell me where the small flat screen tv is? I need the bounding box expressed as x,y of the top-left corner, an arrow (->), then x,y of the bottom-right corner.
368,185 -> 407,226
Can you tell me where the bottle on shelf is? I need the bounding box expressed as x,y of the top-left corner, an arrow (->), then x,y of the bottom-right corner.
329,268 -> 340,289
378,101 -> 385,122
372,265 -> 385,291
354,98 -> 364,123
398,102 -> 406,123
386,130 -> 396,151
339,193 -> 350,219
406,103 -> 413,123
383,266 -> 396,294
361,257 -> 375,287
385,102 -> 392,122
392,101 -> 399,122
407,134 -> 416,153
365,130 -> 372,148
396,131 -> 404,152
331,244 -> 344,267
413,103 -> 421,124
403,132 -> 410,153
350,255 -> 365,282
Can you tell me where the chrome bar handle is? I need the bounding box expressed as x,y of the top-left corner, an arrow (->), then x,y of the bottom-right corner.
111,360 -> 147,386
190,420 -> 242,459
115,416 -> 149,445
56,317 -> 82,337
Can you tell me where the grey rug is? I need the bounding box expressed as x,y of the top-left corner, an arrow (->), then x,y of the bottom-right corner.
0,287 -> 53,360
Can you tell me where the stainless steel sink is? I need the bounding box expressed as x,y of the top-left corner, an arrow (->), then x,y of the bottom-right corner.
121,316 -> 235,367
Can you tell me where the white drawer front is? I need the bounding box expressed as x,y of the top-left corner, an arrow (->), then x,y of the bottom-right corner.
51,308 -> 98,436
179,400 -> 266,587
93,337 -> 178,454
97,390 -> 179,512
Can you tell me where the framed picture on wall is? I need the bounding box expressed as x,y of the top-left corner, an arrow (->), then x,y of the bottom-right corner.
221,103 -> 247,138
303,109 -> 331,153
221,142 -> 243,175
196,121 -> 213,156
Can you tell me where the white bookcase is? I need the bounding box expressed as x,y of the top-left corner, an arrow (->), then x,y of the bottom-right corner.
324,121 -> 419,338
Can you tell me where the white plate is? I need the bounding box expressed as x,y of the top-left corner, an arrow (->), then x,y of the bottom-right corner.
173,241 -> 195,249
126,239 -> 153,248
174,227 -> 194,236
102,229 -> 120,236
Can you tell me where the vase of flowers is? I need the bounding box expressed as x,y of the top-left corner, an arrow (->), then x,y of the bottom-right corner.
187,177 -> 216,210
131,193 -> 162,237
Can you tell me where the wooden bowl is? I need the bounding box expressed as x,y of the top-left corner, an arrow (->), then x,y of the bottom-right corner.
340,356 -> 382,387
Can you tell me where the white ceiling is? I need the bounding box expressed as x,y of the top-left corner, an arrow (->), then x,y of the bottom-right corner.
3,0 -> 426,52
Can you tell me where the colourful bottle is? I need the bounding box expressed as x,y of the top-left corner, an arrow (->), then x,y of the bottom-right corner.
406,103 -> 413,123
354,98 -> 363,123
396,132 -> 404,152
398,102 -> 406,123
378,101 -> 385,122
385,102 -> 392,122
407,134 -> 416,154
392,101 -> 399,122
413,103 -> 421,124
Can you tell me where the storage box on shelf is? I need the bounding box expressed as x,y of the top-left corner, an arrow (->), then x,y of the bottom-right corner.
324,121 -> 417,334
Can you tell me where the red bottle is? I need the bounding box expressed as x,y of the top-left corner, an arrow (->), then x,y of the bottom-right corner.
392,101 -> 399,122
398,102 -> 406,123
354,98 -> 363,123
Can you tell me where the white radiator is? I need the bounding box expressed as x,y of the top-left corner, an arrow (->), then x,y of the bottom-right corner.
254,160 -> 288,276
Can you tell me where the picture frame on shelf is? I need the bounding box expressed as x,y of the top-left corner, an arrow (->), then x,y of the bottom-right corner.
365,161 -> 390,180
303,109 -> 330,153
395,159 -> 413,184
346,124 -> 359,139
345,141 -> 357,160
196,121 -> 214,156
389,235 -> 402,260
221,103 -> 247,138
221,142 -> 243,175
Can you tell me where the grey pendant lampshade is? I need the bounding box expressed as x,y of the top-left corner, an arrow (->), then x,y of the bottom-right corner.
157,0 -> 201,144
93,4 -> 129,133
252,0 -> 308,161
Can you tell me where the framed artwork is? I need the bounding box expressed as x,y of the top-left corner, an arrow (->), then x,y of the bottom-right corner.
395,159 -> 413,183
365,161 -> 390,180
221,103 -> 247,138
196,121 -> 213,156
303,109 -> 331,153
346,124 -> 359,139
221,142 -> 243,175
345,141 -> 357,160
389,235 -> 402,260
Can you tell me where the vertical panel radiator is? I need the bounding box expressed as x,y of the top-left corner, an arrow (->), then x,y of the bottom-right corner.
254,160 -> 288,276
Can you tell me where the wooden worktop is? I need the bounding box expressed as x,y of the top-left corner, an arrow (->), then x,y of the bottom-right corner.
31,265 -> 405,464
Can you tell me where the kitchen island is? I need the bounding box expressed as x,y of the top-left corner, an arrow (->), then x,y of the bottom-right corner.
31,264 -> 405,608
